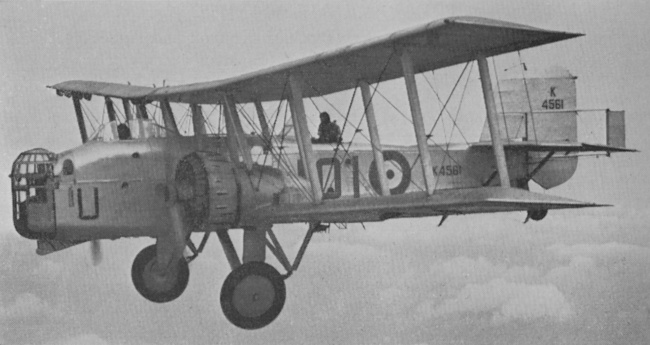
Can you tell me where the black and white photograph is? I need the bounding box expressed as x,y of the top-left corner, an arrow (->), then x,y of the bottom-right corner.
1,1 -> 649,344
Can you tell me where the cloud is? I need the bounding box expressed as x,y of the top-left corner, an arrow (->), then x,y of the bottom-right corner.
493,284 -> 574,324
1,227 -> 649,344
32,259 -> 65,281
545,242 -> 650,292
429,279 -> 574,324
548,242 -> 650,262
431,256 -> 507,285
0,292 -> 69,344
0,293 -> 55,321
423,256 -> 543,294
544,255 -> 601,291
44,333 -> 112,345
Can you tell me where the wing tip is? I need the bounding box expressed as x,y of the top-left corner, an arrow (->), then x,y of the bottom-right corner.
443,16 -> 584,39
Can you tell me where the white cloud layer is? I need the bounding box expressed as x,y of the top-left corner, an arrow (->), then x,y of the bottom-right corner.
430,278 -> 574,324
1,293 -> 55,321
44,334 -> 112,345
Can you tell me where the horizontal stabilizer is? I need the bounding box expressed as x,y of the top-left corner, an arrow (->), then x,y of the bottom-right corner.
256,187 -> 602,224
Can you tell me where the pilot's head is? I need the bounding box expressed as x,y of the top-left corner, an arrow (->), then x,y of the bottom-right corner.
319,112 -> 330,124
117,123 -> 131,140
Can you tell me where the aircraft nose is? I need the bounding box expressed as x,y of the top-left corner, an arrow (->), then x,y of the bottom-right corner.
10,148 -> 57,240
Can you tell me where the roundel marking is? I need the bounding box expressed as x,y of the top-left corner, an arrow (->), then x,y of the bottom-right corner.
368,150 -> 411,195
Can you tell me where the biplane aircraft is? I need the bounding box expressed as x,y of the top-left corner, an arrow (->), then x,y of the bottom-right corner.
10,17 -> 635,329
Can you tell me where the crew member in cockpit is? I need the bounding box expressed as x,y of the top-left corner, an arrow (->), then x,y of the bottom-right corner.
312,112 -> 340,144
117,123 -> 132,140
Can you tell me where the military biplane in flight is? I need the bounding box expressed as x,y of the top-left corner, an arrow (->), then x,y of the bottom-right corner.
10,17 -> 634,329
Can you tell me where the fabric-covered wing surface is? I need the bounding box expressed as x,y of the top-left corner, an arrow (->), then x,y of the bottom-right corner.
251,187 -> 600,224
470,141 -> 637,153
51,80 -> 154,100
50,16 -> 581,104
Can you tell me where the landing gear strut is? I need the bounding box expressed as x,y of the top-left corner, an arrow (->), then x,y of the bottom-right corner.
220,261 -> 286,330
131,245 -> 190,303
129,222 -> 319,330
216,223 -> 321,329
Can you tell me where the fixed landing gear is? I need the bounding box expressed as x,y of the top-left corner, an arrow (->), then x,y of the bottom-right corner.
131,245 -> 190,303
216,224 -> 320,329
220,261 -> 286,330
129,223 -> 318,330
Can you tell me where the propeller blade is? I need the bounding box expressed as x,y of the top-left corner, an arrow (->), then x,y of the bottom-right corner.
91,240 -> 102,266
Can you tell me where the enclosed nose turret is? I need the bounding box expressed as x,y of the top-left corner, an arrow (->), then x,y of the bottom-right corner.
10,148 -> 57,239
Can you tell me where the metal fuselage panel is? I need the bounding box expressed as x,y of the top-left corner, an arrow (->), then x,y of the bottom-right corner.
269,143 -> 528,203
53,137 -> 205,240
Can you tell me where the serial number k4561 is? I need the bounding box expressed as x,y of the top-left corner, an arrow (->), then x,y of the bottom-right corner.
433,165 -> 462,176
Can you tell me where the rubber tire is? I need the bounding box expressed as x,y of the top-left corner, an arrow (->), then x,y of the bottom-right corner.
131,245 -> 190,303
220,261 -> 286,330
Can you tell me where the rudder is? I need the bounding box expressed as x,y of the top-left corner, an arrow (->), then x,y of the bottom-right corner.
479,67 -> 578,189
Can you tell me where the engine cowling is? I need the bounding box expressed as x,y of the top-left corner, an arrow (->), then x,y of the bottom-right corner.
175,152 -> 285,230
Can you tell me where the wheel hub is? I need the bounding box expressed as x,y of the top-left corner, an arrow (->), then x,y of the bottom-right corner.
233,275 -> 275,318
143,261 -> 178,293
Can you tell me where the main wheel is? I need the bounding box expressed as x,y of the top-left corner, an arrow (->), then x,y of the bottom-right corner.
220,261 -> 286,330
131,245 -> 190,303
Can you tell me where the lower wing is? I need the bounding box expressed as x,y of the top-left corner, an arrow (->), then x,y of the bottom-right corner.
255,187 -> 603,224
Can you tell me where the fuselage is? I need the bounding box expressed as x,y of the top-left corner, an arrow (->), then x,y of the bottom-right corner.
11,124 -> 577,243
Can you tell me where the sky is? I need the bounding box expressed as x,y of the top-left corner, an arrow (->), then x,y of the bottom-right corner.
1,1 -> 650,344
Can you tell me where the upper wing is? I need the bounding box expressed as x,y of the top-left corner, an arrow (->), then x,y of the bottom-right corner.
51,80 -> 154,99
50,16 -> 581,104
251,187 -> 601,224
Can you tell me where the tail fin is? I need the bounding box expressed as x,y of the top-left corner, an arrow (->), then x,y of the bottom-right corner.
480,67 -> 578,189
480,66 -> 577,143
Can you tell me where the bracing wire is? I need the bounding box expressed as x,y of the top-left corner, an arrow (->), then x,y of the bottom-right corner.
79,101 -> 98,132
202,104 -> 220,135
433,62 -> 478,190
518,51 -> 538,143
424,62 -> 471,144
492,57 -> 510,143
304,50 -> 399,196
236,102 -> 313,198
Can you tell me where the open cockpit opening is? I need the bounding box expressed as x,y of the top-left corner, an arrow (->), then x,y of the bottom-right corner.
87,119 -> 169,142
